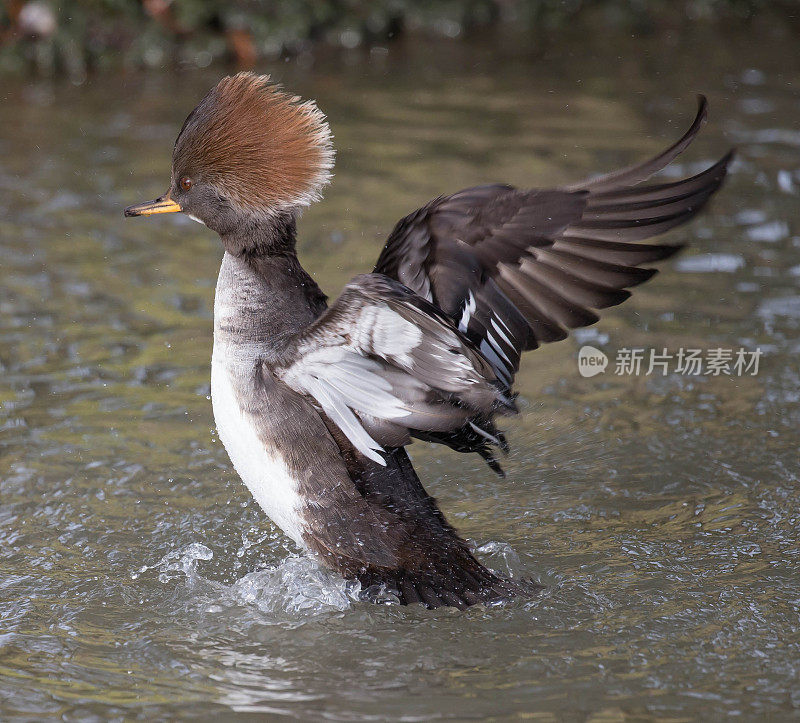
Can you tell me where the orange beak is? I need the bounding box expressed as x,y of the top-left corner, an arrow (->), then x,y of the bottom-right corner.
124,194 -> 182,217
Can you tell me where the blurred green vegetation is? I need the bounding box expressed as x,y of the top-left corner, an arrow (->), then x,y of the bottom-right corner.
0,0 -> 797,78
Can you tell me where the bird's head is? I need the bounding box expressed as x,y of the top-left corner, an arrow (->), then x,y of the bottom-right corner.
124,72 -> 334,241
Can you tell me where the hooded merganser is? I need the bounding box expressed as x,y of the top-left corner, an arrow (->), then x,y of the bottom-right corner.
125,73 -> 732,609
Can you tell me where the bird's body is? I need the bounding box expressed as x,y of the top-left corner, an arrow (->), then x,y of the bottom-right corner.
126,73 -> 731,608
209,225 -> 521,606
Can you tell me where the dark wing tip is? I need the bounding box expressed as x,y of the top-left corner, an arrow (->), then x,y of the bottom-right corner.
719,146 -> 737,171
566,94 -> 713,194
659,242 -> 687,261
695,93 -> 709,125
625,266 -> 658,287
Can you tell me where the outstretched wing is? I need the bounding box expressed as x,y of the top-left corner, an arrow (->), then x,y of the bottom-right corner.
374,96 -> 733,388
274,273 -> 516,467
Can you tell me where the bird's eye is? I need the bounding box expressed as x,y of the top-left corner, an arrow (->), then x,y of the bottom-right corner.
180,176 -> 193,192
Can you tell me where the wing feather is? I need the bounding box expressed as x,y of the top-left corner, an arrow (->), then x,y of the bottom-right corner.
275,274 -> 513,466
373,96 -> 732,387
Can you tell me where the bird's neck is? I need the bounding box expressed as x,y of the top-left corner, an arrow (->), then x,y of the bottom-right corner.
213,214 -> 327,357
219,209 -> 299,257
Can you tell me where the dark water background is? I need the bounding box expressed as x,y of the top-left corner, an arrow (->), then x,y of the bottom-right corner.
1,24 -> 799,720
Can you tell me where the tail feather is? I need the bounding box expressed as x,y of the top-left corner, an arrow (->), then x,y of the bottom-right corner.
359,562 -> 541,609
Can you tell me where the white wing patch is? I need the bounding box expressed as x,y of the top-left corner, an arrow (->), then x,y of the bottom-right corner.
490,316 -> 514,347
458,291 -> 476,333
375,305 -> 424,366
354,304 -> 424,368
284,336 -> 421,466
486,330 -> 512,367
294,368 -> 389,465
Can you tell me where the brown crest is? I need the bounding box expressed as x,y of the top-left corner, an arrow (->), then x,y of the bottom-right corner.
173,72 -> 334,214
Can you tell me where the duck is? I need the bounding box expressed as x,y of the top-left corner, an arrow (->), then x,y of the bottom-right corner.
125,73 -> 732,609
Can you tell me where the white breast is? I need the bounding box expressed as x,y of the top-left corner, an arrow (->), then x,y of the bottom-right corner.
210,349 -> 306,549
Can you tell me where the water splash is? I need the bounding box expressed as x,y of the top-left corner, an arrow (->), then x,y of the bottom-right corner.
131,542 -> 214,584
475,540 -> 526,579
133,543 -> 358,617
236,526 -> 271,558
221,556 -> 356,615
